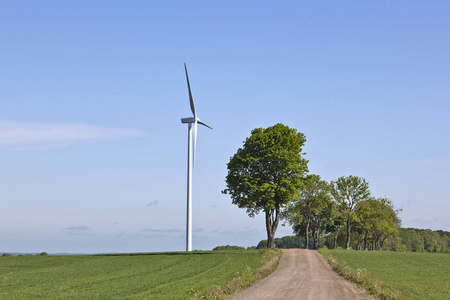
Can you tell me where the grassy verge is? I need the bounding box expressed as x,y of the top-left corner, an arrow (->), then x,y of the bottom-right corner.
0,250 -> 270,299
193,248 -> 282,299
319,249 -> 450,300
319,249 -> 411,300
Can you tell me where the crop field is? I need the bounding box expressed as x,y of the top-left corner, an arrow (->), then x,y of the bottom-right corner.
322,250 -> 450,300
0,250 -> 264,299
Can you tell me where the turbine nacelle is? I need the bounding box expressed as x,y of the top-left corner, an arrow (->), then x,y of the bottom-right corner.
181,117 -> 212,129
181,117 -> 196,124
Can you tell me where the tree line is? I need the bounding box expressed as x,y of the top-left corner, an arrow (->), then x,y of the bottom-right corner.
223,123 -> 446,251
254,228 -> 450,253
283,174 -> 402,251
383,228 -> 450,253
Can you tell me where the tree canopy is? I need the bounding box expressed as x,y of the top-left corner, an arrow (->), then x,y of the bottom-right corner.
283,174 -> 333,249
356,197 -> 401,250
330,175 -> 371,249
223,123 -> 308,248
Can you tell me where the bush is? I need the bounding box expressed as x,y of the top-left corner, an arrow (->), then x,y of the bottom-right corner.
2,253 -> 12,257
213,245 -> 245,251
256,235 -> 304,249
40,252 -> 48,256
256,240 -> 267,249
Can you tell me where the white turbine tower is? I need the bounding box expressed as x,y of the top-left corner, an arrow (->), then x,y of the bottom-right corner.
181,63 -> 212,252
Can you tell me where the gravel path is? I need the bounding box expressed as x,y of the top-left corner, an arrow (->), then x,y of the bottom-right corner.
228,249 -> 371,300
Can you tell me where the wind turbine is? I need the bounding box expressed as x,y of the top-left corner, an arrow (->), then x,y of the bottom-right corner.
181,64 -> 212,252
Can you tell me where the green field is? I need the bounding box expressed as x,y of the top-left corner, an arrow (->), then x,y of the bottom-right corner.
321,250 -> 450,300
0,250 -> 264,299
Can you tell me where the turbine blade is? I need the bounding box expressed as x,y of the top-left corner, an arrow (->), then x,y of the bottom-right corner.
192,120 -> 198,167
198,120 -> 213,130
184,63 -> 196,119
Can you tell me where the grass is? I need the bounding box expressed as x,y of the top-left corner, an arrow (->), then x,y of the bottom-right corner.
0,249 -> 280,299
319,249 -> 450,300
204,248 -> 282,299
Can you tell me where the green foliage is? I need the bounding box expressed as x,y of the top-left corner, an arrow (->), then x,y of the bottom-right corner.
280,174 -> 405,251
355,197 -> 401,250
0,251 -> 264,299
213,245 -> 245,251
39,252 -> 48,256
284,174 -> 333,249
274,235 -> 304,249
223,123 -> 308,215
223,123 -> 308,248
321,249 -> 450,300
256,235 -> 305,249
330,175 -> 371,249
2,253 -> 12,257
384,228 -> 450,253
256,240 -> 268,249
331,176 -> 371,211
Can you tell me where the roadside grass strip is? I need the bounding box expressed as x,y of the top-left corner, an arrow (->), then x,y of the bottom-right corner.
0,250 -> 269,299
319,249 -> 450,300
196,248 -> 282,299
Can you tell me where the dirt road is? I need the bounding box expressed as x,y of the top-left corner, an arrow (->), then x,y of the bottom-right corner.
228,249 -> 370,300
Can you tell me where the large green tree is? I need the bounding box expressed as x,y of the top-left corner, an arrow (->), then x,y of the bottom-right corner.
330,175 -> 371,249
223,124 -> 308,248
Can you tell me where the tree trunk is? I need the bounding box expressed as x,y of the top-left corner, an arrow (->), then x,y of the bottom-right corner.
265,209 -> 280,249
346,220 -> 352,249
304,221 -> 310,249
267,231 -> 275,248
374,233 -> 382,251
333,232 -> 338,249
380,237 -> 386,251
314,228 -> 319,250
364,231 -> 368,251
372,234 -> 376,250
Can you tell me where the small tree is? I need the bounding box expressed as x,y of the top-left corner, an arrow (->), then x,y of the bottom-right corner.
223,124 -> 308,248
325,202 -> 345,249
330,175 -> 370,249
284,174 -> 332,249
364,197 -> 401,250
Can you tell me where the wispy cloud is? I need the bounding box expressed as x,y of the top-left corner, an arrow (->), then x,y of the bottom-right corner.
64,225 -> 91,231
142,228 -> 183,234
63,225 -> 91,235
146,200 -> 159,207
141,228 -> 184,240
0,121 -> 146,150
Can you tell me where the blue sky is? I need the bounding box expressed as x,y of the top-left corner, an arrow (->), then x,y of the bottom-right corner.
1,1 -> 449,253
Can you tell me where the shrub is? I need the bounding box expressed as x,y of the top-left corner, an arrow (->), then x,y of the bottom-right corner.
213,245 -> 245,251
